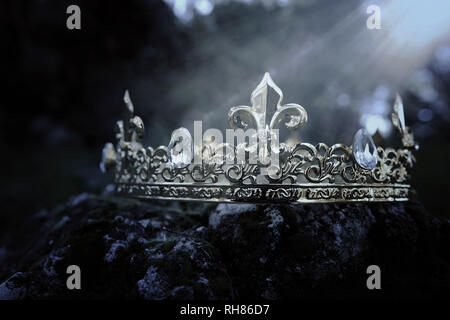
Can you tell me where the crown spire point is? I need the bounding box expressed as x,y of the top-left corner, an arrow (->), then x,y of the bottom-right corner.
254,72 -> 280,95
393,92 -> 406,133
250,72 -> 283,123
123,90 -> 134,115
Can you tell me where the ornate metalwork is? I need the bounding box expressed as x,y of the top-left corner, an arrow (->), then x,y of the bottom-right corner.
101,74 -> 417,203
392,93 -> 417,148
228,72 -> 307,132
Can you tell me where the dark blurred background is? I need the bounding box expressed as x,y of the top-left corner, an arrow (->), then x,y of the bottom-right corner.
1,0 -> 450,265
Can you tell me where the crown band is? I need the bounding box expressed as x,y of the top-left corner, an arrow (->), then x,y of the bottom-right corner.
101,73 -> 416,204
115,183 -> 410,203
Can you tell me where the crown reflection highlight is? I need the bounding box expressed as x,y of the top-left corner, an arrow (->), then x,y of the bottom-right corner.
101,73 -> 416,203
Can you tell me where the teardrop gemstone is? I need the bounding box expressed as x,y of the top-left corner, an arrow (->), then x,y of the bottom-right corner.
168,127 -> 193,168
352,129 -> 378,170
100,142 -> 117,173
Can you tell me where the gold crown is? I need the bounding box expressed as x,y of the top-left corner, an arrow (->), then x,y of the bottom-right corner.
101,73 -> 416,203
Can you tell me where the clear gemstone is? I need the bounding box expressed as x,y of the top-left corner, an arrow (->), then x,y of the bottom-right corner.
100,142 -> 116,173
352,129 -> 378,170
168,128 -> 193,168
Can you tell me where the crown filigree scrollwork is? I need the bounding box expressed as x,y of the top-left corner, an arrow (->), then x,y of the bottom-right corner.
101,73 -> 417,203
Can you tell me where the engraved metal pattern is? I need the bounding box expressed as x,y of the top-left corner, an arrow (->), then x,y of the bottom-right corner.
102,74 -> 417,203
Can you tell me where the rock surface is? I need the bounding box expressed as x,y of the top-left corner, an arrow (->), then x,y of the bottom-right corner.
0,193 -> 449,299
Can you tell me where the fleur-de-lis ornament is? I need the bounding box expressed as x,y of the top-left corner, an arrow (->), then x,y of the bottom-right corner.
228,73 -> 308,162
101,90 -> 145,173
228,72 -> 307,132
121,90 -> 145,144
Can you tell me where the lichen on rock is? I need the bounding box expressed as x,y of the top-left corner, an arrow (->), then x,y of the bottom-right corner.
0,194 -> 448,299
